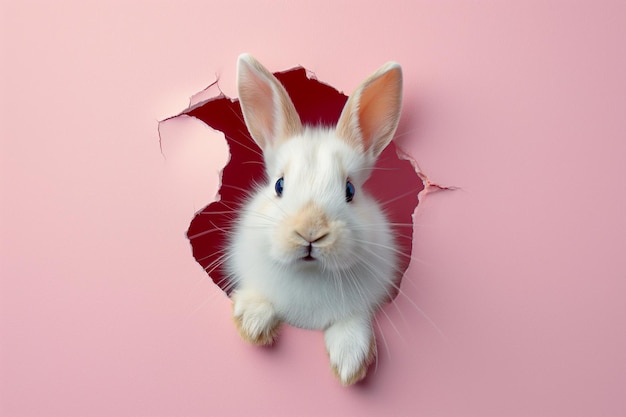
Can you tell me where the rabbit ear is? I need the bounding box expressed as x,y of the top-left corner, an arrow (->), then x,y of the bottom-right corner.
237,54 -> 303,151
336,62 -> 403,159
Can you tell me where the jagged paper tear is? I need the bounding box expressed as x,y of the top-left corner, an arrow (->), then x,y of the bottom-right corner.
162,67 -> 424,296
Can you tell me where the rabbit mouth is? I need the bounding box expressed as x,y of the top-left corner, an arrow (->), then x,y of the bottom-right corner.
301,244 -> 317,262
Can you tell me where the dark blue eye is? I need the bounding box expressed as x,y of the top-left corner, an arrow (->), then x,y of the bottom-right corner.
346,181 -> 355,202
275,177 -> 284,197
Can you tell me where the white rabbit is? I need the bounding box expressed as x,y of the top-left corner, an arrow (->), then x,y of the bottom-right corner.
227,54 -> 403,386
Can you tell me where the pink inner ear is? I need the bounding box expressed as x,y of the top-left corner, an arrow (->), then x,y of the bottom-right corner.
181,67 -> 422,297
238,65 -> 277,149
357,70 -> 402,156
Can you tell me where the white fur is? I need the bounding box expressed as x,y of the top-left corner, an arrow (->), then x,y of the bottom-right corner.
227,54 -> 403,385
229,129 -> 396,329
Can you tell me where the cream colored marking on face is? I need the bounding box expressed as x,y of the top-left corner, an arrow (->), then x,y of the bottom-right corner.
291,201 -> 331,244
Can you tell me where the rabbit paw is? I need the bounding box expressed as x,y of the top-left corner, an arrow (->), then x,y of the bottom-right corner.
232,290 -> 280,346
325,317 -> 376,386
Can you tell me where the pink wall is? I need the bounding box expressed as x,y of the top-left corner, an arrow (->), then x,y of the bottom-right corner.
1,1 -> 625,416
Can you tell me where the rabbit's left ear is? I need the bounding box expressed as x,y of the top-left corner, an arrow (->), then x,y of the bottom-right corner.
237,54 -> 303,152
336,62 -> 403,159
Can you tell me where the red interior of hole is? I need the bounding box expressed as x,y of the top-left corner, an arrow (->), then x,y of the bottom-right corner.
183,67 -> 423,296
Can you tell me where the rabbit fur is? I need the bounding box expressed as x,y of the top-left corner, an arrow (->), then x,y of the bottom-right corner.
227,54 -> 403,385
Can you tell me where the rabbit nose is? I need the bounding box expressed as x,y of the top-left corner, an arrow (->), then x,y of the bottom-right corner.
295,229 -> 329,244
292,202 -> 331,244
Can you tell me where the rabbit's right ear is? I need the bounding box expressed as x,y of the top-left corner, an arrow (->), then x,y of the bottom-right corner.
237,54 -> 303,152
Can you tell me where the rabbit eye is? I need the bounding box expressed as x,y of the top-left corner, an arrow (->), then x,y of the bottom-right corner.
346,181 -> 355,202
275,177 -> 284,197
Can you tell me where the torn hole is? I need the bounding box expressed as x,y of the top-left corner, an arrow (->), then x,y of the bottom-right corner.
162,66 -> 428,298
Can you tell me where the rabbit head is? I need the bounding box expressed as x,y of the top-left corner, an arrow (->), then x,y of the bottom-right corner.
235,54 -> 402,273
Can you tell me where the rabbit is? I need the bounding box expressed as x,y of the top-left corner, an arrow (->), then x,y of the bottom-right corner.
226,53 -> 403,386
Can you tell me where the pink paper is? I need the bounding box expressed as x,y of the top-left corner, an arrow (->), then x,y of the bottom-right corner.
2,1 -> 625,415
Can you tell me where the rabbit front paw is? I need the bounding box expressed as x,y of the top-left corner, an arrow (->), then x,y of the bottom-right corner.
325,317 -> 376,386
232,290 -> 280,346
